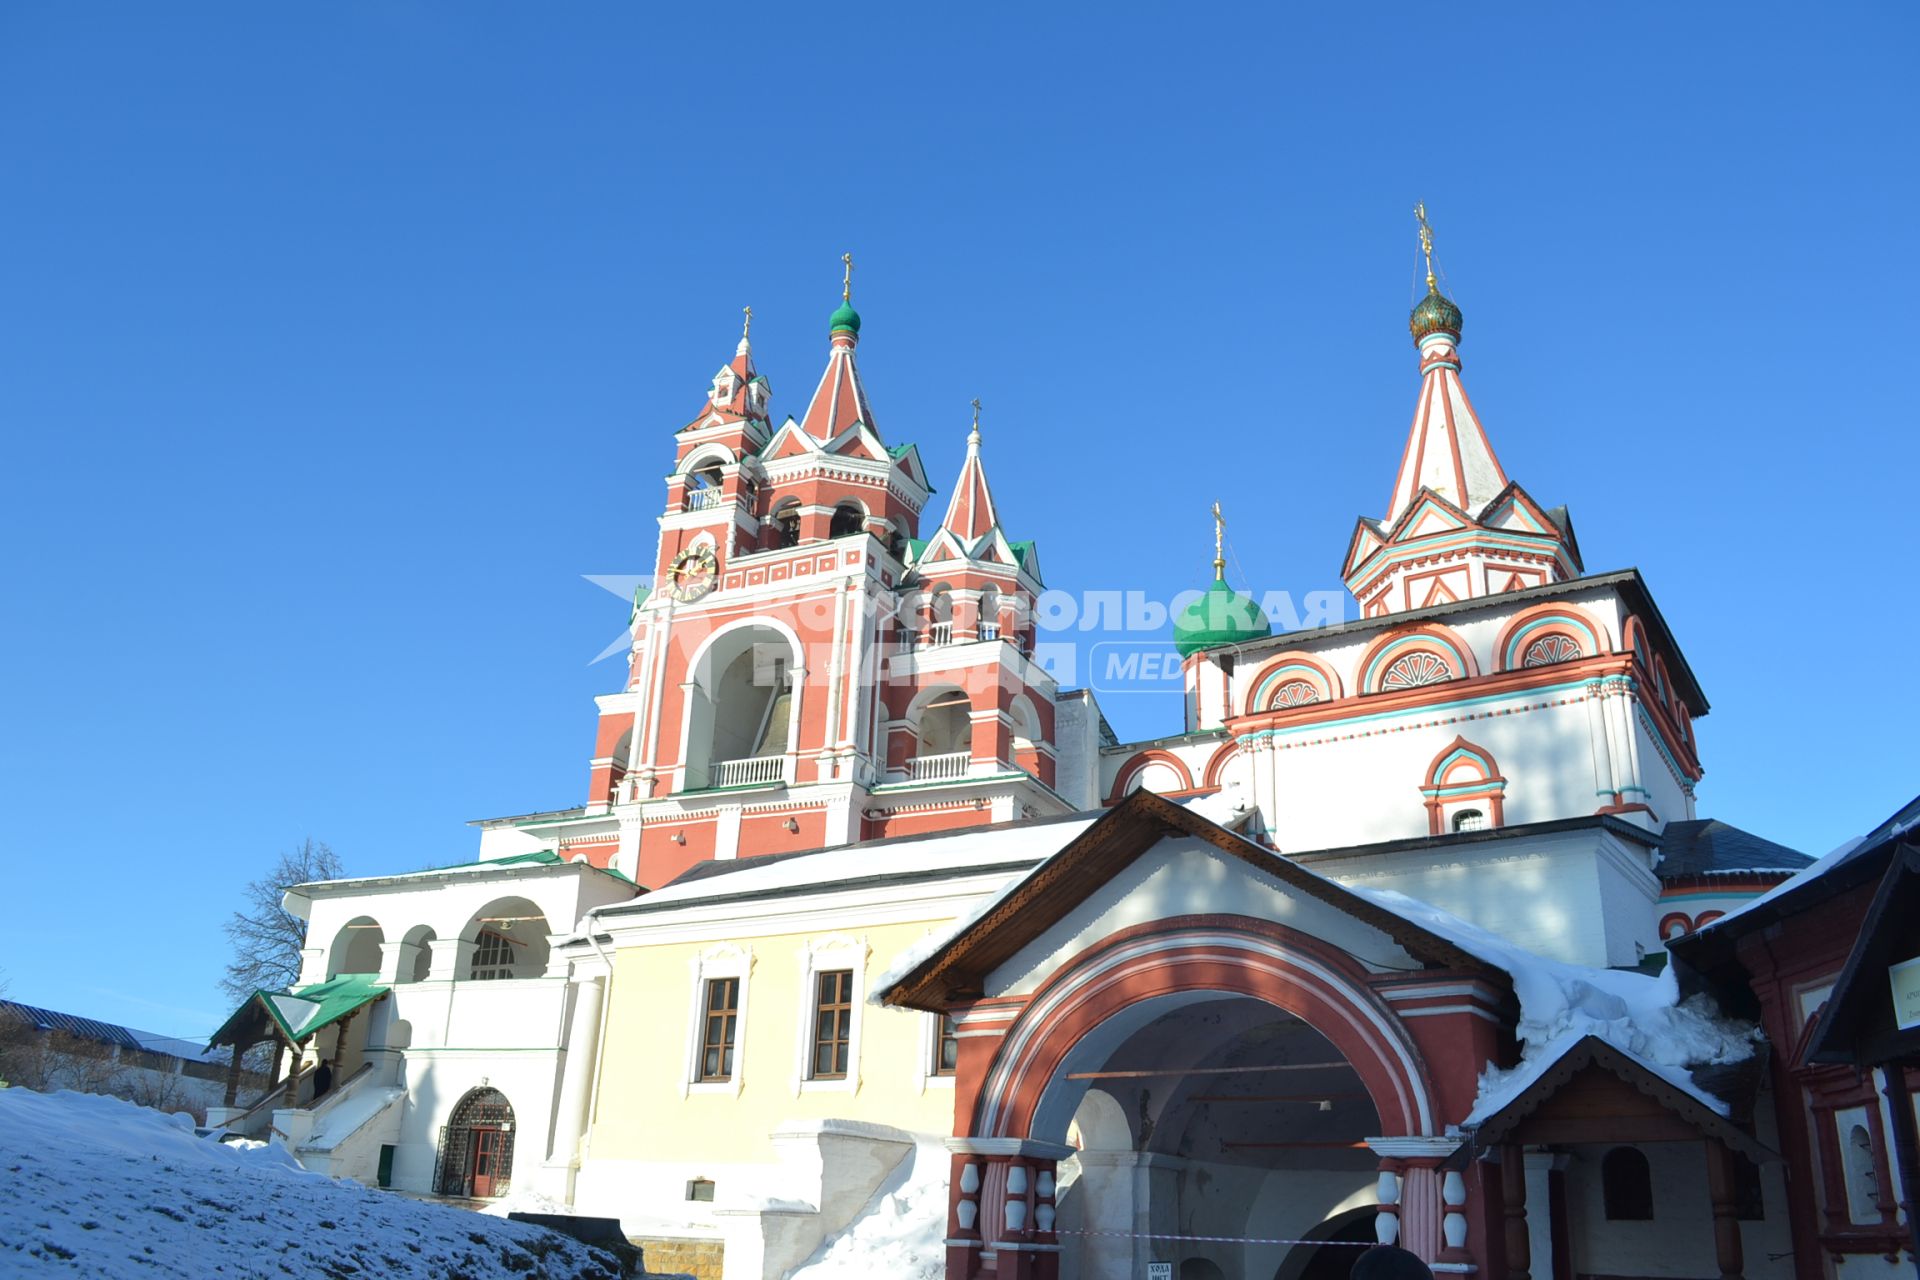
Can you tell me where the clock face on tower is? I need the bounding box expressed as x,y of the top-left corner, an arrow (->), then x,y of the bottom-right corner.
663,545 -> 719,602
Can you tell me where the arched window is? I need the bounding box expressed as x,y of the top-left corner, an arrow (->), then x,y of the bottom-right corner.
328,917 -> 384,978
927,588 -> 954,645
979,587 -> 1001,641
461,898 -> 551,981
913,687 -> 972,778
830,503 -> 866,538
437,1087 -> 516,1198
1452,808 -> 1487,833
400,925 -> 436,983
1602,1146 -> 1654,1220
1843,1123 -> 1880,1222
772,502 -> 801,549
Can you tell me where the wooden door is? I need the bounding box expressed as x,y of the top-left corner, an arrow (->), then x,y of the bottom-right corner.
468,1126 -> 506,1198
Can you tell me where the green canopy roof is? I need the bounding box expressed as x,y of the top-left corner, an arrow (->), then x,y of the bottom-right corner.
208,972 -> 389,1050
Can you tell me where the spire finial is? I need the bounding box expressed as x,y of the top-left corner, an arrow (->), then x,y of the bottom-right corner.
842,252 -> 854,303
968,397 -> 982,451
742,305 -> 752,340
1414,201 -> 1437,293
1211,501 -> 1226,582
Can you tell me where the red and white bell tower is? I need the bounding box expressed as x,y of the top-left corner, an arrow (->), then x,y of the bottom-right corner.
553,263 -> 1077,887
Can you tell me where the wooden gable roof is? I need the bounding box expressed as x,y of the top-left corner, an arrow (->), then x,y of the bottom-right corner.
880,788 -> 1502,1011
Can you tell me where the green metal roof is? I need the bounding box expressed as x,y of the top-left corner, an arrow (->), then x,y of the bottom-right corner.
208,972 -> 389,1050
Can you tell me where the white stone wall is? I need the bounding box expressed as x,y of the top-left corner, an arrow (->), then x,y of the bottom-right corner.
1306,827 -> 1661,968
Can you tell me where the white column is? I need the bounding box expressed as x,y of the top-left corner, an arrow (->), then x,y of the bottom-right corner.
548,976 -> 605,1164
1524,1151 -> 1566,1279
425,938 -> 477,983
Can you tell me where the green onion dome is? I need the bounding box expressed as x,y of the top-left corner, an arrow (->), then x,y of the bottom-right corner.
829,301 -> 862,334
1173,578 -> 1273,658
1409,288 -> 1463,344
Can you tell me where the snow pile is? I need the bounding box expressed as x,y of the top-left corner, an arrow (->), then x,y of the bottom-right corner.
0,1088 -> 623,1279
1349,888 -> 1759,1123
785,1142 -> 948,1280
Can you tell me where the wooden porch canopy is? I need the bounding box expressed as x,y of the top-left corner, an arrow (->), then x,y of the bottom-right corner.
1467,1035 -> 1775,1280
205,973 -> 389,1109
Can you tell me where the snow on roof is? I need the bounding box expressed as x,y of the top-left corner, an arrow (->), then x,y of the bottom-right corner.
1688,834 -> 1870,936
0,1089 -> 620,1278
1345,887 -> 1757,1122
0,1000 -> 228,1066
604,815 -> 1100,916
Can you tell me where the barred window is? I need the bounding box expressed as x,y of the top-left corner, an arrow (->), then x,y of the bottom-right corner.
698,978 -> 739,1083
810,970 -> 853,1079
933,1013 -> 960,1077
469,930 -> 516,981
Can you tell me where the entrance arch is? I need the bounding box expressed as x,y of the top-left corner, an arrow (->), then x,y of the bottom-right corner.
437,1087 -> 516,1199
976,917 -> 1437,1144
961,918 -> 1440,1280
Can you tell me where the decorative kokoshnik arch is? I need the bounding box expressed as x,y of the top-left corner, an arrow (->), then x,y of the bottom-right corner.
972,916 -> 1439,1143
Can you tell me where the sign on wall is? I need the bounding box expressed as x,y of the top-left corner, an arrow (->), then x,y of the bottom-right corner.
1890,955 -> 1920,1031
1147,1264 -> 1172,1280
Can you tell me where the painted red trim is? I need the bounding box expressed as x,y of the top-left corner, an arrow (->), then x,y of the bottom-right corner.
969,915 -> 1440,1142
1104,749 -> 1198,805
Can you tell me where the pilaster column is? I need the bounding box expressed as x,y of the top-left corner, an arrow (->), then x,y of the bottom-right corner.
547,976 -> 605,1165
426,937 -> 478,983
1367,1136 -> 1461,1263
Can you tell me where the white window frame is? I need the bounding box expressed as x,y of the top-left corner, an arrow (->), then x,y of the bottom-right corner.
915,1010 -> 959,1095
792,934 -> 867,1096
683,943 -> 752,1098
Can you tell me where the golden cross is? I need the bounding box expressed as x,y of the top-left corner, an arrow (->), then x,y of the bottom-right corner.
1414,201 -> 1436,291
742,305 -> 752,339
842,252 -> 854,302
1212,501 -> 1226,581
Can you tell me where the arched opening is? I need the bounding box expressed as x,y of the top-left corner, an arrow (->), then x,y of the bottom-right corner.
437,1087 -> 516,1199
910,686 -> 972,782
682,624 -> 797,790
928,587 -> 954,645
886,521 -> 910,563
400,924 -> 436,984
1009,694 -> 1042,778
829,501 -> 866,538
1033,991 -> 1389,1280
1601,1146 -> 1654,1220
772,500 -> 802,549
684,460 -> 726,511
328,916 -> 384,978
1451,808 -> 1487,833
1275,1206 -> 1378,1280
978,587 -> 1002,641
461,897 -> 551,981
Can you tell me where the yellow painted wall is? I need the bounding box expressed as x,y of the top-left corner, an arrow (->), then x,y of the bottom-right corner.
590,920 -> 958,1166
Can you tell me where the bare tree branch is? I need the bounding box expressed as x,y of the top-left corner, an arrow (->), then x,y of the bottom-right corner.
220,839 -> 345,1003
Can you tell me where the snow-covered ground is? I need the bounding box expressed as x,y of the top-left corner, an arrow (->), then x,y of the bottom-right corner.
785,1141 -> 948,1280
0,1088 -> 626,1279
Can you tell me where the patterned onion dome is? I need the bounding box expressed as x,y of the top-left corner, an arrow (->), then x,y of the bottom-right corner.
1174,579 -> 1274,658
829,300 -> 862,334
1409,288 -> 1463,344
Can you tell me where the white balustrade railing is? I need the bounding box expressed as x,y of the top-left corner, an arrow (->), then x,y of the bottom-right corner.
925,621 -> 954,646
978,622 -> 1000,641
907,751 -> 970,782
711,756 -> 785,788
685,487 -> 728,511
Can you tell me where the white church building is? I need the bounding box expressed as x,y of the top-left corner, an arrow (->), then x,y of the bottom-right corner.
208,228 -> 1822,1280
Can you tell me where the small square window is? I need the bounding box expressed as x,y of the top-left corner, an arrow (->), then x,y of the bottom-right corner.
686,1177 -> 715,1202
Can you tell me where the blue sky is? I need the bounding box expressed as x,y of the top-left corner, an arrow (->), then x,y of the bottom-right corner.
3,4 -> 1914,1039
